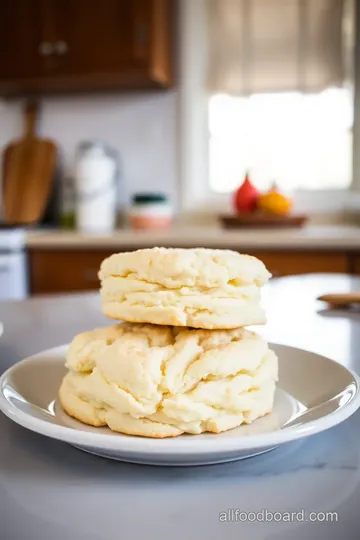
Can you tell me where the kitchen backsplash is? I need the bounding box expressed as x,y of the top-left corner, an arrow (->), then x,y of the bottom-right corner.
0,92 -> 178,210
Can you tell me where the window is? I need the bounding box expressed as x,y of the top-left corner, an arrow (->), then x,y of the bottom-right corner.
209,87 -> 353,194
179,0 -> 356,211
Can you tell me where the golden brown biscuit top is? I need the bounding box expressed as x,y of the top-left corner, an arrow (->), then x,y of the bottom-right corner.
98,247 -> 271,289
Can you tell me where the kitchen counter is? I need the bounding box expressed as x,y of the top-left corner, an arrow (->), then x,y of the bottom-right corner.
25,225 -> 360,250
1,274 -> 360,540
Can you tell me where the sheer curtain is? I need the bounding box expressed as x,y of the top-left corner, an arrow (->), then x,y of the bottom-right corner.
206,0 -> 354,96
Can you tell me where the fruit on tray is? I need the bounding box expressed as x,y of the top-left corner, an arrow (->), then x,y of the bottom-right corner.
233,171 -> 260,213
256,185 -> 293,216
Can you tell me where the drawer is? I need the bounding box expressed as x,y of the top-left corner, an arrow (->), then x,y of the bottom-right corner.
351,255 -> 360,274
249,251 -> 349,277
29,250 -> 115,294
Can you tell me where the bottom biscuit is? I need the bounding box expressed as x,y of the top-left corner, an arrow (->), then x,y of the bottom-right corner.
59,323 -> 278,439
59,374 -> 183,438
59,370 -> 276,439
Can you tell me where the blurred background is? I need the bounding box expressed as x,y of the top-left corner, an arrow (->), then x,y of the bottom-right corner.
0,0 -> 359,299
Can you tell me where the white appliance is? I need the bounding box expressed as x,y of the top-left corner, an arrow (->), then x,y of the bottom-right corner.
74,141 -> 118,233
0,228 -> 27,301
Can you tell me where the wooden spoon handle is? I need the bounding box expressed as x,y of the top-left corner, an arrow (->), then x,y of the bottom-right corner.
317,292 -> 360,305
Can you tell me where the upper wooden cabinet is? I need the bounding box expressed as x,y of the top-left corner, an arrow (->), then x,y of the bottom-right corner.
0,0 -> 46,81
0,0 -> 175,95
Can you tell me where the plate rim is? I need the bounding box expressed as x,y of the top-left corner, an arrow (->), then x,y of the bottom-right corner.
1,343 -> 360,455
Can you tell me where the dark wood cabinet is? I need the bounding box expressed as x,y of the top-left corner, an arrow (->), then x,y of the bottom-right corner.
29,250 -> 113,294
51,0 -> 135,76
0,0 -> 47,81
351,255 -> 360,274
0,0 -> 175,95
249,252 -> 349,277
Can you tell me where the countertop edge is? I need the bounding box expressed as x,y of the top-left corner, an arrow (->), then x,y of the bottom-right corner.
24,226 -> 360,251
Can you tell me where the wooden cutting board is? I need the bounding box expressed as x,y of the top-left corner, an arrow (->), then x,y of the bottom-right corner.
317,292 -> 360,307
2,101 -> 57,225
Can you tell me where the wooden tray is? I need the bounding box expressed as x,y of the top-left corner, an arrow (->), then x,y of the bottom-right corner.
220,212 -> 308,229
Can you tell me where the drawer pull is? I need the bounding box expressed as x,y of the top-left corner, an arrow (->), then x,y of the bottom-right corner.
54,40 -> 69,55
38,42 -> 54,56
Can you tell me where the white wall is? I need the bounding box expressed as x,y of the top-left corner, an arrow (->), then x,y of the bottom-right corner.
0,91 -> 178,208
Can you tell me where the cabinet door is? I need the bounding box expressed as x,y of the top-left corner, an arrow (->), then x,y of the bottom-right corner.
0,0 -> 174,94
250,252 -> 349,277
351,256 -> 360,275
0,0 -> 47,81
29,250 -> 114,294
52,0 -> 141,77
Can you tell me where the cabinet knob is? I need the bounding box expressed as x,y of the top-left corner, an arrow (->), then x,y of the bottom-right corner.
38,42 -> 54,56
54,41 -> 69,55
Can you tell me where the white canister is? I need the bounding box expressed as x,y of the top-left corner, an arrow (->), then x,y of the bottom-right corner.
75,142 -> 118,233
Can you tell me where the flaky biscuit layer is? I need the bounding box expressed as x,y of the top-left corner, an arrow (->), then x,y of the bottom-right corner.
99,248 -> 270,328
60,323 -> 278,438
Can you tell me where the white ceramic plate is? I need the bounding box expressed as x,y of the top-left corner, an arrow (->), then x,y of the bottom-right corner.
0,343 -> 360,466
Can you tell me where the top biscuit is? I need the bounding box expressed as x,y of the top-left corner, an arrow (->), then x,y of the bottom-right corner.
99,247 -> 271,329
99,247 -> 270,288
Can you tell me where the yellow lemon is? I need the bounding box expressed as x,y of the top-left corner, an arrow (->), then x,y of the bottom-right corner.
257,190 -> 293,216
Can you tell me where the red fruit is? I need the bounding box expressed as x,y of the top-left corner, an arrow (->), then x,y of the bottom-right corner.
233,173 -> 260,213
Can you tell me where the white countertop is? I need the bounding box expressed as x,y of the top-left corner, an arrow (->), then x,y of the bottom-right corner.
1,274 -> 359,539
25,225 -> 360,250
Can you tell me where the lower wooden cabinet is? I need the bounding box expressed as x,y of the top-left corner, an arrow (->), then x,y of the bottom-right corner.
28,248 -> 353,295
351,256 -> 360,275
249,252 -> 349,278
29,250 -> 113,294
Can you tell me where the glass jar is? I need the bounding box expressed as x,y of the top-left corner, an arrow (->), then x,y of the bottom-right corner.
129,193 -> 173,230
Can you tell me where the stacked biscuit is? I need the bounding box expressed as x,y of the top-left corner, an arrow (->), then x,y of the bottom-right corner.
59,248 -> 278,438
